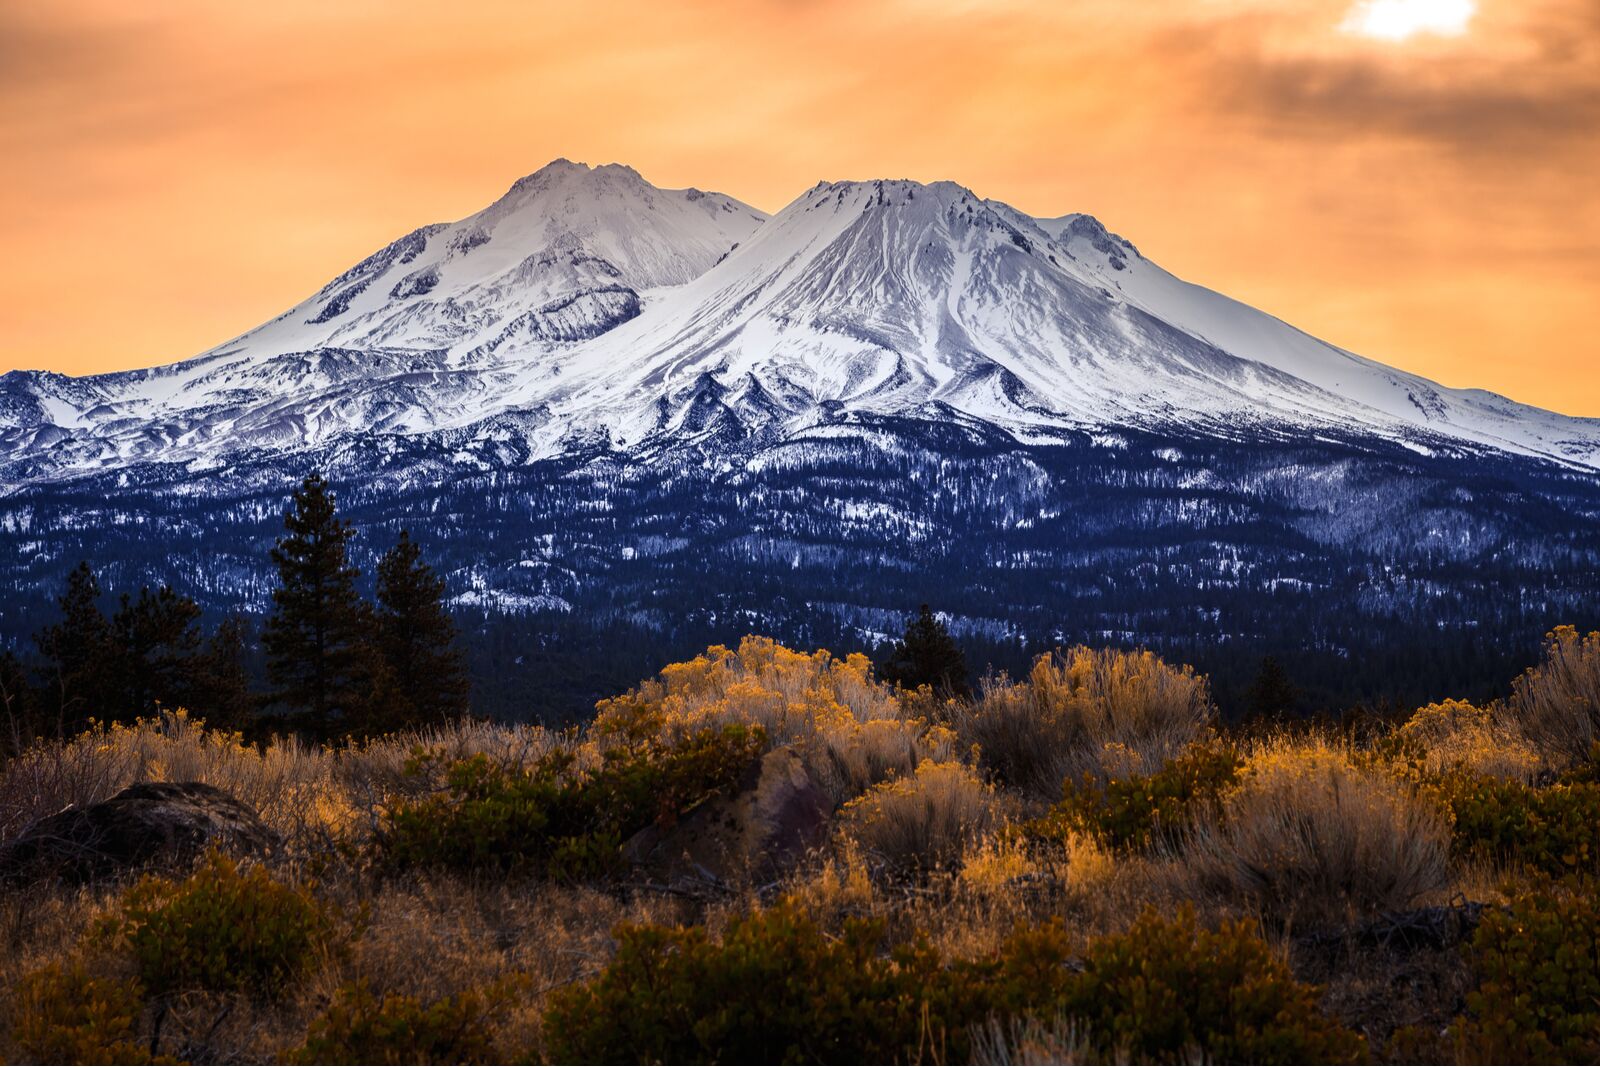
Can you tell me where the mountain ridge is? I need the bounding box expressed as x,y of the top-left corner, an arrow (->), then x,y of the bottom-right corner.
2,160 -> 1598,488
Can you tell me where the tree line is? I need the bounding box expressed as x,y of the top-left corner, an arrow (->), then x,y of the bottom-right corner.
1,473 -> 466,751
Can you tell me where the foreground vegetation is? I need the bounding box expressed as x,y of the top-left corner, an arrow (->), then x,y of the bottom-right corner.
3,626 -> 1600,1063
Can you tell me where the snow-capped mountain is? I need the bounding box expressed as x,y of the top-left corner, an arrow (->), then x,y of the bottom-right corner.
4,160 -> 1600,715
2,161 -> 1598,483
0,160 -> 767,476
510,177 -> 1600,468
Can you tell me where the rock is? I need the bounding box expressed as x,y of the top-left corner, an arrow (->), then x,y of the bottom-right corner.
0,781 -> 280,887
623,745 -> 832,888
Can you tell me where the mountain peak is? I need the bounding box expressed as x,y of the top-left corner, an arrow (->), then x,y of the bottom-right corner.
801,177 -> 979,207
505,158 -> 648,198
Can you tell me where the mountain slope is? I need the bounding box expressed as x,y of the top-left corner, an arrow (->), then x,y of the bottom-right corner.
3,162 -> 1599,715
2,164 -> 1598,485
530,178 -> 1599,468
0,160 -> 766,479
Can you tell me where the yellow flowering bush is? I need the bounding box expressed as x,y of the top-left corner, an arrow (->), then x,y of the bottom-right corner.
1186,735 -> 1450,927
591,636 -> 950,803
1394,699 -> 1543,783
838,759 -> 1003,872
955,645 -> 1213,798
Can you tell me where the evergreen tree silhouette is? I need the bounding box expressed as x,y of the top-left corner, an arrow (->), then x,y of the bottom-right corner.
880,604 -> 970,697
112,584 -> 204,720
1246,656 -> 1299,720
189,615 -> 255,732
373,530 -> 469,731
34,561 -> 116,734
263,473 -> 374,737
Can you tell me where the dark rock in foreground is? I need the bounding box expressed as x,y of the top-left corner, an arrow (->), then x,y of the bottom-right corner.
0,781 -> 279,887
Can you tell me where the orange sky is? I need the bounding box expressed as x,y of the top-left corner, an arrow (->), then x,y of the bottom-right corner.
3,0 -> 1597,413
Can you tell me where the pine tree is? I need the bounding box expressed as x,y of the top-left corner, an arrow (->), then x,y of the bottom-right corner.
263,473 -> 375,737
188,615 -> 255,732
111,584 -> 204,719
34,561 -> 116,734
1245,656 -> 1299,720
372,530 -> 469,732
880,604 -> 970,697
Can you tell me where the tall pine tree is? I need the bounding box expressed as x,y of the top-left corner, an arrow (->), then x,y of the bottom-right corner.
112,584 -> 204,720
189,615 -> 255,732
372,530 -> 469,731
34,561 -> 116,734
263,473 -> 374,737
879,604 -> 970,697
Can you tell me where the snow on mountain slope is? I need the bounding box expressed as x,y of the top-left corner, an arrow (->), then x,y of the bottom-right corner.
1021,210 -> 1600,468
503,179 -> 1600,469
0,161 -> 767,476
2,165 -> 1598,485
218,158 -> 767,362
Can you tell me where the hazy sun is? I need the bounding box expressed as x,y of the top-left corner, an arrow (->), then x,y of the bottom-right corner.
1341,0 -> 1476,41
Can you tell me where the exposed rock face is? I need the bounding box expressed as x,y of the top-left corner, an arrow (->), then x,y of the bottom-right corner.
0,781 -> 280,886
623,745 -> 832,887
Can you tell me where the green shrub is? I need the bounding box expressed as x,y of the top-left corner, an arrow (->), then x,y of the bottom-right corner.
100,852 -> 336,997
543,903 -> 1364,1065
1452,884 -> 1600,1061
1441,773 -> 1600,877
8,961 -> 157,1065
543,905 -> 950,1063
1039,908 -> 1366,1064
1039,740 -> 1241,851
289,980 -> 523,1065
381,724 -> 765,878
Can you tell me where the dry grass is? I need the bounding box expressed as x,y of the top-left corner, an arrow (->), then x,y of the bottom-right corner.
1504,625 -> 1600,770
970,1017 -> 1114,1065
1184,734 -> 1451,929
954,646 -> 1214,801
0,709 -> 571,855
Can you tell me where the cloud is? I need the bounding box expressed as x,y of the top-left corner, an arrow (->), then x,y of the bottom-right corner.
1170,0 -> 1600,158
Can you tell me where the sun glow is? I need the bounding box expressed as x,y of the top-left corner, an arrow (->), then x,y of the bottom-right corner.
1341,0 -> 1476,41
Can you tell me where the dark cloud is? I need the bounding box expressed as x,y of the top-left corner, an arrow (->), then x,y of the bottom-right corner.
1170,1 -> 1600,160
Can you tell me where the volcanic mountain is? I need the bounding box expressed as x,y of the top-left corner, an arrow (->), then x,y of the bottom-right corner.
2,160 -> 1596,480
2,160 -> 1598,717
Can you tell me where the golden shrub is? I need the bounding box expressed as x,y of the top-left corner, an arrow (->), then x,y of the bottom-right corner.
591,636 -> 949,803
1395,699 -> 1543,783
1504,626 -> 1600,770
1186,735 -> 1450,927
955,646 -> 1213,799
838,760 -> 1004,872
